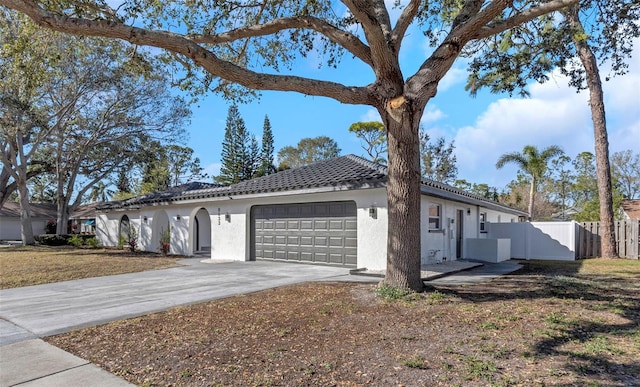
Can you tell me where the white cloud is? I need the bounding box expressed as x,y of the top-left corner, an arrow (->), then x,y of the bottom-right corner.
438,65 -> 468,92
450,64 -> 639,187
360,109 -> 382,122
421,105 -> 446,124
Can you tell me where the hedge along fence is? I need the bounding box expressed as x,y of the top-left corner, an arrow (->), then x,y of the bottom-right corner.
577,221 -> 640,259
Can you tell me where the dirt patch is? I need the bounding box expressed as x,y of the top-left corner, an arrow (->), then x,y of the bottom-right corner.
47,259 -> 640,386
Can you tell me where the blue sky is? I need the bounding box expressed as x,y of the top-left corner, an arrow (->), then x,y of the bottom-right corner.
184,23 -> 640,190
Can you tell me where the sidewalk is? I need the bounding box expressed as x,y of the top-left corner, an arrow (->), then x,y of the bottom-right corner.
0,338 -> 133,386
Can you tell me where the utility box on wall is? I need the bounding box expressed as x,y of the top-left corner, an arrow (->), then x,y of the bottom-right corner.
466,238 -> 511,263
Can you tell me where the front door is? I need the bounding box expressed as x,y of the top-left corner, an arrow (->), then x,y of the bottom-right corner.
456,210 -> 464,259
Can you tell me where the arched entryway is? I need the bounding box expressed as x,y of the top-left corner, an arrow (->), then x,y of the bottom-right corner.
119,215 -> 130,244
151,210 -> 170,254
192,208 -> 211,255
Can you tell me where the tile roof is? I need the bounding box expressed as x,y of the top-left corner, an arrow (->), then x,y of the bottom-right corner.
96,155 -> 525,215
0,202 -> 57,218
0,202 -> 98,218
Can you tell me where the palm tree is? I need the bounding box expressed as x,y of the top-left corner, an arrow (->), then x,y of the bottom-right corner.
496,145 -> 564,221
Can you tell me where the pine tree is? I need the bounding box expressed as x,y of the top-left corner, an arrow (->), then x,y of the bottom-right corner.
217,105 -> 245,185
245,135 -> 261,179
257,115 -> 275,177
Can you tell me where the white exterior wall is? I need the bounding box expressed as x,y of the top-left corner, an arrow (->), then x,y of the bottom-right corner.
96,188 -> 522,269
96,188 -> 389,270
421,197 -> 480,263
420,198 -> 522,263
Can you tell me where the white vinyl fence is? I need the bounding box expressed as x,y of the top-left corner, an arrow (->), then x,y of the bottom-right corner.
488,222 -> 578,261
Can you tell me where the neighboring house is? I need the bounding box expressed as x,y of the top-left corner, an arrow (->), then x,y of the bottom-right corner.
0,203 -> 56,240
96,155 -> 526,270
621,199 -> 640,220
0,202 -> 97,240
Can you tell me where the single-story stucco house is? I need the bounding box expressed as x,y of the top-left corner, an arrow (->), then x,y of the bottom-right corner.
96,155 -> 526,270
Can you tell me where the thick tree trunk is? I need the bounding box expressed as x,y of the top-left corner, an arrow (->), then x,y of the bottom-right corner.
567,6 -> 617,258
17,177 -> 34,245
380,105 -> 424,292
57,200 -> 70,235
528,176 -> 536,221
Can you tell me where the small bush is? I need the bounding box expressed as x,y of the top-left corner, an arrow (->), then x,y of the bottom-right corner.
68,234 -> 84,247
35,234 -> 69,246
85,237 -> 100,248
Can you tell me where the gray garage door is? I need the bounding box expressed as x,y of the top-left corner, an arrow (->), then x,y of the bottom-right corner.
251,201 -> 357,266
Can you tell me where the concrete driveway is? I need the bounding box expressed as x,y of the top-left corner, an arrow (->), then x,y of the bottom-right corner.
0,259 -> 358,343
1,259 -> 371,386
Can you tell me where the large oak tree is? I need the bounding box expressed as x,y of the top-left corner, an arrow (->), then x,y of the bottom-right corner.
3,0 -> 581,290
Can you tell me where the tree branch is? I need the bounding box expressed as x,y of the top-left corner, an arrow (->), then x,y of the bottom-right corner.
474,0 -> 580,40
342,0 -> 403,88
391,0 -> 420,51
1,0 -> 375,106
191,16 -> 373,67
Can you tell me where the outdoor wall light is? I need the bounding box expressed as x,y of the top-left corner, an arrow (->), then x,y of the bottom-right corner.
176,215 -> 181,221
467,208 -> 471,215
225,213 -> 231,223
143,216 -> 148,224
369,206 -> 377,219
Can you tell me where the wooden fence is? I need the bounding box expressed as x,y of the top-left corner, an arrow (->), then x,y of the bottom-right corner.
577,220 -> 640,259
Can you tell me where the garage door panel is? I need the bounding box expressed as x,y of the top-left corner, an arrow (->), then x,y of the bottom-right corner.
314,236 -> 328,246
329,237 -> 343,247
252,201 -> 357,267
345,237 -> 357,248
314,220 -> 328,230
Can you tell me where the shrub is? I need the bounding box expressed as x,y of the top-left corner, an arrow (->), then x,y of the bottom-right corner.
85,237 -> 100,248
127,224 -> 138,251
45,219 -> 57,234
68,234 -> 84,247
159,228 -> 170,255
35,234 -> 69,246
118,235 -> 126,249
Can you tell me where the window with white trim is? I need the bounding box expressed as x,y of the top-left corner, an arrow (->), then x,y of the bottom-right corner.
428,203 -> 441,230
479,212 -> 487,233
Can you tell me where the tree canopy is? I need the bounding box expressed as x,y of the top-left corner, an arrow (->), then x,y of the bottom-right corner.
277,136 -> 341,170
1,10 -> 189,240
